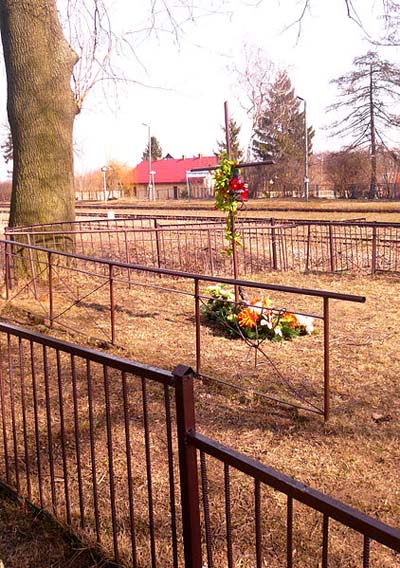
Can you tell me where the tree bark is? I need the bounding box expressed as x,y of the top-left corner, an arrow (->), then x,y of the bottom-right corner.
0,0 -> 79,227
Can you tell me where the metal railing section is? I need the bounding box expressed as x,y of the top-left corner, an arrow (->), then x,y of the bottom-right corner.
1,239 -> 365,420
0,323 -> 398,567
5,217 -> 400,275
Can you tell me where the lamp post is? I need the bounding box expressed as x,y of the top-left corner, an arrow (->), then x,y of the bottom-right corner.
101,166 -> 108,202
296,96 -> 309,202
142,123 -> 153,200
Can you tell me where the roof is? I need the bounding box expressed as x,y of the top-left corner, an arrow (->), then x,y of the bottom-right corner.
131,155 -> 218,185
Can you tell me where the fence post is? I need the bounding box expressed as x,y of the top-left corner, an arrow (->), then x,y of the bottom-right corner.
371,224 -> 377,274
323,297 -> 330,422
174,364 -> 202,568
194,279 -> 201,375
109,264 -> 115,344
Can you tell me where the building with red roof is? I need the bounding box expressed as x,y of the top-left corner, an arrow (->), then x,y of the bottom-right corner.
130,154 -> 218,199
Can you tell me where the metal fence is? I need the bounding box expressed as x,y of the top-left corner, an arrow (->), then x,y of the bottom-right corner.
5,216 -> 400,275
1,238 -> 366,421
0,322 -> 399,567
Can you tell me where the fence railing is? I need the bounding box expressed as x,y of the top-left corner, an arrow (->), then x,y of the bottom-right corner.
5,217 -> 400,275
0,322 -> 398,567
1,239 -> 365,420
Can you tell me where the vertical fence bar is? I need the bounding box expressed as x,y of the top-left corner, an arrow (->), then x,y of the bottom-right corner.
142,377 -> 157,568
224,463 -> 233,568
7,334 -> 20,493
103,365 -> 119,563
109,263 -> 116,345
255,479 -> 262,568
43,345 -> 57,514
363,535 -> 370,568
86,359 -> 101,543
18,338 -> 31,501
305,224 -> 311,272
124,230 -> 132,288
30,341 -> 44,509
0,340 -> 10,484
27,235 -> 38,300
323,298 -> 330,422
48,251 -> 54,328
70,354 -> 85,529
194,279 -> 201,375
56,349 -> 71,524
287,495 -> 293,568
271,218 -> 278,270
371,225 -> 377,274
329,224 -> 335,272
164,384 -> 179,568
121,370 -> 138,567
4,241 -> 10,298
174,364 -> 202,568
200,450 -> 213,568
207,229 -> 214,276
154,219 -> 162,270
322,514 -> 329,568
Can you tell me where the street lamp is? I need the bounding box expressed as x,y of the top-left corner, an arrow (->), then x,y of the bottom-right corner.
296,96 -> 309,202
101,166 -> 108,202
142,122 -> 153,200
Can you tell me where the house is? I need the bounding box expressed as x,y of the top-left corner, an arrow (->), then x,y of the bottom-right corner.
130,154 -> 218,200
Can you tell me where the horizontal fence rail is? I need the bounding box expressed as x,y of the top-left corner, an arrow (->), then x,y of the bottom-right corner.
0,323 -> 398,567
5,216 -> 400,275
1,239 -> 365,420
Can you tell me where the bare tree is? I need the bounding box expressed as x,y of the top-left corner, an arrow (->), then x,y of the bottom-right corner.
229,44 -> 275,159
324,150 -> 370,198
327,51 -> 400,199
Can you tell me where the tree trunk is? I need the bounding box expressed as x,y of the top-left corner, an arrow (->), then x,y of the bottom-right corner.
368,64 -> 378,199
0,0 -> 79,228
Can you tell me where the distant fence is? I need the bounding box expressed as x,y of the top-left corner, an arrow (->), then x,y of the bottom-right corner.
0,322 -> 399,567
5,216 -> 400,275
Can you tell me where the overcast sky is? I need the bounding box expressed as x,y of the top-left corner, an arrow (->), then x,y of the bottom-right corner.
0,0 -> 399,180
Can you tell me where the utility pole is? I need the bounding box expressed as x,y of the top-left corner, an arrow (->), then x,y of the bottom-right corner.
142,123 -> 153,200
297,96 -> 309,202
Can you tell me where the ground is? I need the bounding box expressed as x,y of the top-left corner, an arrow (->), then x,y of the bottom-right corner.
0,199 -> 399,566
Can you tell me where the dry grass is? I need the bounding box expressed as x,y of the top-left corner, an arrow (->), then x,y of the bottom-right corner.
0,199 -> 399,566
1,268 -> 399,566
0,487 -> 111,567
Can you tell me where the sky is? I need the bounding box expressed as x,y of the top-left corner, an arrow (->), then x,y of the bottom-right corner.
0,0 -> 399,181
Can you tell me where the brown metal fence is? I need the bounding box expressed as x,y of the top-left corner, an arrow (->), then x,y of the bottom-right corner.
5,217 -> 400,275
1,238 -> 366,421
0,322 -> 399,567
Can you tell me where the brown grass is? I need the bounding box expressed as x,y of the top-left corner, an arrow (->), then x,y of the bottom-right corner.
0,487 -> 111,567
0,200 -> 399,566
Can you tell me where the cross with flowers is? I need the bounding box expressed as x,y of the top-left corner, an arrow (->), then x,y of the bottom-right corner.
190,102 -> 273,300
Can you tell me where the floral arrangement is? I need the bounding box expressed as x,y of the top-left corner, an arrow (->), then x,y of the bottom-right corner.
202,284 -> 315,342
213,157 -> 248,255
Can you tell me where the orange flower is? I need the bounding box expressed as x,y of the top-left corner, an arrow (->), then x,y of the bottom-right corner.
238,307 -> 259,328
283,312 -> 298,328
